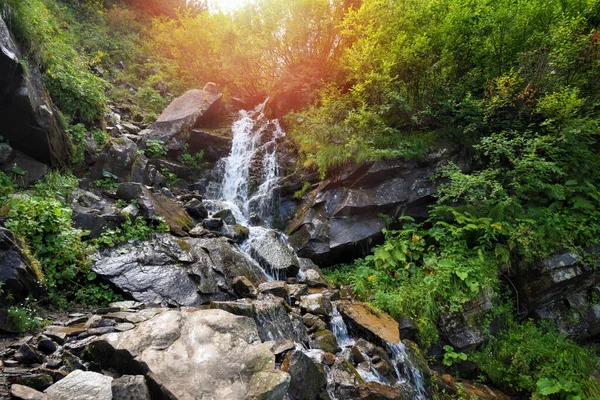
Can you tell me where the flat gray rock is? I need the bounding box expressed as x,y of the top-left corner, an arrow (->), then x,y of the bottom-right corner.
44,370 -> 112,400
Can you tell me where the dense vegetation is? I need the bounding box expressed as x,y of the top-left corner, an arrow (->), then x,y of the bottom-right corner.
1,0 -> 600,397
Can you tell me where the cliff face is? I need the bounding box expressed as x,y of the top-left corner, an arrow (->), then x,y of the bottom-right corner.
0,16 -> 71,168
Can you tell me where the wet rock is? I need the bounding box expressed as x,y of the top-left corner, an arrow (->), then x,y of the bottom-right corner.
111,375 -> 150,400
202,218 -> 224,230
213,209 -> 237,225
438,312 -> 484,352
0,17 -> 71,167
87,309 -> 290,400
248,231 -> 300,279
357,382 -> 402,400
297,258 -> 328,288
92,234 -> 267,306
352,339 -> 395,381
254,295 -> 297,342
302,313 -> 328,331
322,352 -> 336,366
44,370 -> 113,400
329,358 -> 365,398
289,312 -> 311,346
230,224 -> 250,242
258,281 -> 289,298
281,350 -> 327,400
71,213 -> 125,239
299,293 -> 333,317
210,300 -> 255,318
311,329 -> 339,354
184,198 -> 208,221
10,384 -> 47,400
287,284 -> 308,303
1,151 -> 48,187
233,276 -> 258,298
338,301 -> 400,348
434,372 -> 511,400
270,340 -> 295,356
188,225 -> 213,238
0,228 -> 40,307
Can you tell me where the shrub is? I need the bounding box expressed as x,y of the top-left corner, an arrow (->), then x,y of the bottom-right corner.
144,139 -> 167,159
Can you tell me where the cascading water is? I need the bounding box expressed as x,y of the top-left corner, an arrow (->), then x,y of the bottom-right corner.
207,104 -> 429,400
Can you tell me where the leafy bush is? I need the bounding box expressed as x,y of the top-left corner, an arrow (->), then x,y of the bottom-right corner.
8,301 -> 44,332
92,216 -> 169,248
473,320 -> 600,398
144,139 -> 167,159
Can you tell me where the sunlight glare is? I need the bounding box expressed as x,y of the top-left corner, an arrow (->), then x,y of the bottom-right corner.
208,0 -> 250,12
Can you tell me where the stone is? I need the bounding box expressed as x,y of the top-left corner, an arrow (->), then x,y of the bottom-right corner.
87,309 -> 290,400
115,182 -> 144,201
92,234 -> 267,306
210,300 -> 255,318
90,137 -> 142,182
109,301 -> 143,310
14,344 -> 41,365
141,89 -> 222,154
44,370 -> 113,400
13,374 -> 54,391
396,316 -> 418,341
329,358 -> 365,398
287,151 -> 464,267
213,209 -> 237,225
352,339 -> 395,382
0,228 -> 40,307
188,225 -> 213,238
202,217 -> 224,230
302,313 -> 328,331
281,350 -> 327,400
10,384 -> 48,400
297,258 -> 328,288
233,276 -> 258,298
37,338 -> 57,355
187,129 -> 231,162
258,281 -> 289,298
0,17 -> 71,167
311,329 -> 339,354
357,382 -> 402,400
184,198 -> 208,220
1,151 -> 48,187
248,231 -> 300,279
434,372 -> 511,400
287,284 -> 308,302
111,375 -> 150,400
271,340 -> 295,356
438,312 -> 484,351
253,295 -> 297,342
338,301 -> 400,347
299,293 -> 333,317
121,122 -> 141,135
322,352 -> 336,366
137,187 -> 194,236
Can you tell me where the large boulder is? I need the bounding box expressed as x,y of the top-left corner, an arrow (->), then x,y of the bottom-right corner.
287,149 -> 466,266
280,350 -> 327,400
0,228 -> 40,308
0,147 -> 48,187
87,309 -> 290,400
140,88 -> 223,155
91,234 -> 268,306
136,186 -> 195,236
247,229 -> 300,279
187,129 -> 231,162
90,137 -> 147,182
0,17 -> 71,167
44,370 -> 113,400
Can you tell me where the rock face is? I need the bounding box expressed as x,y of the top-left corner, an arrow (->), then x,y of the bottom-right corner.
0,228 -> 40,307
338,301 -> 400,347
287,149 -> 465,266
90,137 -> 146,182
87,309 -> 290,400
247,230 -> 300,279
0,17 -> 71,167
187,129 -> 231,162
140,89 -> 223,155
91,234 -> 268,306
517,246 -> 600,343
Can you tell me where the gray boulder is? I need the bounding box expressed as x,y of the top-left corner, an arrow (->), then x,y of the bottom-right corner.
44,370 -> 113,400
111,375 -> 150,400
0,228 -> 40,308
247,230 -> 299,279
87,309 -> 290,400
90,137 -> 146,182
140,88 -> 223,155
91,234 -> 268,306
280,350 -> 327,400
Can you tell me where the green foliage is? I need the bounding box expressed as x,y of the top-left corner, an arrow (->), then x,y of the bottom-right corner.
145,139 -> 167,159
161,167 -> 180,186
0,172 -> 17,199
293,181 -> 311,200
94,171 -> 119,189
472,320 -> 600,398
92,216 -> 169,248
2,0 -> 107,124
442,345 -> 468,367
67,123 -> 86,164
91,129 -> 109,148
181,144 -> 205,171
8,301 -> 44,333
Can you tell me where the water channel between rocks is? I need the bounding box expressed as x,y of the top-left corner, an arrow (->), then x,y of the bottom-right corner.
203,102 -> 429,399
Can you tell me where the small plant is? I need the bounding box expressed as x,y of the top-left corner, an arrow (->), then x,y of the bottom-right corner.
442,345 -> 468,366
293,181 -> 311,200
94,171 -> 119,189
145,139 -> 167,159
92,216 -> 169,248
8,299 -> 44,333
91,129 -> 109,147
181,144 -> 205,170
161,167 -> 180,186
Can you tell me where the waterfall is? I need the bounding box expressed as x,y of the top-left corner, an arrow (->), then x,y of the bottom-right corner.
330,306 -> 355,348
218,100 -> 284,227
387,342 -> 428,399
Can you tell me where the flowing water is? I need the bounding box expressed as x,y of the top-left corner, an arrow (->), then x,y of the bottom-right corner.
208,104 -> 429,399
